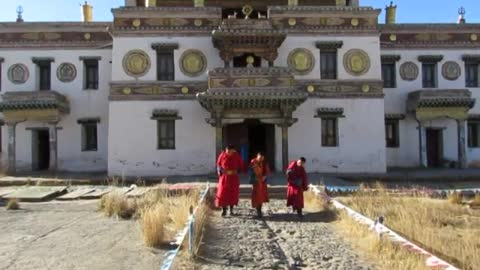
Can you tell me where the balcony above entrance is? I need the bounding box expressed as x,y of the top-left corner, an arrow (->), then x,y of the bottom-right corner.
0,91 -> 70,123
407,89 -> 475,121
212,19 -> 286,62
197,67 -> 307,115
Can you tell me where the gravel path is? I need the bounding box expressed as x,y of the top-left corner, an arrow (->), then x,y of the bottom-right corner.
192,199 -> 375,270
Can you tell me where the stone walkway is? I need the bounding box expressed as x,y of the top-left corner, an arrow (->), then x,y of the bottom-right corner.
192,199 -> 375,270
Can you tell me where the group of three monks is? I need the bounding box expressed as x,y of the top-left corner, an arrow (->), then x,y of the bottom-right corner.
215,145 -> 308,218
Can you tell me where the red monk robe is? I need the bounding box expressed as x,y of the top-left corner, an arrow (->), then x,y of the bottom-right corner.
286,160 -> 308,209
250,157 -> 270,209
215,150 -> 243,207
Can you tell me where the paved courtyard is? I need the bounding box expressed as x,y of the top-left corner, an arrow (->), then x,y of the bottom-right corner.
0,201 -> 164,270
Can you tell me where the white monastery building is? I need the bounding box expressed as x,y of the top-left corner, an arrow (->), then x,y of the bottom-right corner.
0,0 -> 479,177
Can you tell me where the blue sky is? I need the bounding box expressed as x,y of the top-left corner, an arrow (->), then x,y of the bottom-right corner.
0,0 -> 478,23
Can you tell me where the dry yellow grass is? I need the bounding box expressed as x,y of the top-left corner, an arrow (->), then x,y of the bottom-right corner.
304,189 -> 329,211
470,193 -> 480,207
6,199 -> 20,210
337,212 -> 430,270
340,186 -> 480,270
447,191 -> 463,205
191,200 -> 210,257
98,190 -> 136,219
167,189 -> 200,231
140,202 -> 169,247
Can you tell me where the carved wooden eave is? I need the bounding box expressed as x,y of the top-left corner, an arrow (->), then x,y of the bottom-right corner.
407,89 -> 475,121
268,6 -> 380,34
142,0 -> 337,8
198,67 -> 306,113
212,19 -> 286,62
109,81 -> 208,101
0,91 -> 70,123
380,24 -> 480,49
112,7 -> 222,36
0,22 -> 112,49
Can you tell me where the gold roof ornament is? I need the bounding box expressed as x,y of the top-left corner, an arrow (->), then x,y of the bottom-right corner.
385,1 -> 397,24
82,1 -> 93,23
242,5 -> 253,19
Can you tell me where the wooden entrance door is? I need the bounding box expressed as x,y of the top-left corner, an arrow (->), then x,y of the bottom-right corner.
426,129 -> 442,168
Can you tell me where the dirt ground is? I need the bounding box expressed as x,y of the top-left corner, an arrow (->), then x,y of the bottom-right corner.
0,200 -> 165,270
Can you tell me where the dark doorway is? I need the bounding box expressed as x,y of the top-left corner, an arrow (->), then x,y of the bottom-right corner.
223,120 -> 275,171
32,130 -> 50,171
426,129 -> 443,168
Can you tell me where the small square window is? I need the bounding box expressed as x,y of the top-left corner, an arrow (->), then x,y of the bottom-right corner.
321,118 -> 338,147
82,123 -> 98,151
385,119 -> 400,148
157,120 -> 175,149
468,121 -> 480,148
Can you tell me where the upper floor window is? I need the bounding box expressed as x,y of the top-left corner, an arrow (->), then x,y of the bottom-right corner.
463,55 -> 480,88
80,56 -> 100,90
381,55 -> 400,89
151,109 -> 182,150
32,58 -> 54,91
418,55 -> 442,89
152,43 -> 178,81
316,41 -> 343,80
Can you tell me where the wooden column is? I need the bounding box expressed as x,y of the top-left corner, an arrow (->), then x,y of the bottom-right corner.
7,122 -> 17,175
48,123 -> 58,172
417,121 -> 427,168
457,119 -> 467,169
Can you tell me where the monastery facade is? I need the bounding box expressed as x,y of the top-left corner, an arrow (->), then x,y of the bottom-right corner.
0,0 -> 479,176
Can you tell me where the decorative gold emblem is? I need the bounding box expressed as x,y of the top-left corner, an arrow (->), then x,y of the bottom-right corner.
442,61 -> 461,81
361,84 -> 370,93
180,49 -> 207,77
242,5 -> 253,19
471,34 -> 478,41
122,50 -> 151,78
399,61 -> 419,81
57,63 -> 77,83
307,85 -> 315,93
246,56 -> 255,66
351,18 -> 359,27
84,33 -> 91,40
8,63 -> 29,84
343,49 -> 371,76
288,18 -> 297,26
132,19 -> 141,28
181,86 -> 189,94
389,34 -> 397,41
194,19 -> 203,27
287,48 -> 315,75
122,87 -> 132,95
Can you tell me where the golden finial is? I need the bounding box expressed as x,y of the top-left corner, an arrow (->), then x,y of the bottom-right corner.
246,56 -> 255,65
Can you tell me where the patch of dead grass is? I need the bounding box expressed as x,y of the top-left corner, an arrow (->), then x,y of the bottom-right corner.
304,189 -> 329,212
98,190 -> 136,219
336,211 -> 429,270
447,191 -> 463,205
339,184 -> 480,270
6,199 -> 20,210
140,202 -> 169,248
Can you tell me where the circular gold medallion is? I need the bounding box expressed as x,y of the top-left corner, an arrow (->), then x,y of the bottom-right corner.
307,85 -> 315,93
181,86 -> 189,94
362,84 -> 370,93
122,87 -> 132,95
343,49 -> 371,76
132,19 -> 141,28
84,33 -> 91,40
288,18 -> 297,26
194,19 -> 203,27
351,18 -> 359,27
180,49 -> 207,77
287,48 -> 315,75
471,34 -> 478,41
389,34 -> 397,41
122,50 -> 151,78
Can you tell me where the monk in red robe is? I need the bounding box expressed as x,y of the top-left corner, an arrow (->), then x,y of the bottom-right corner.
286,157 -> 308,217
216,145 -> 243,216
249,152 -> 270,218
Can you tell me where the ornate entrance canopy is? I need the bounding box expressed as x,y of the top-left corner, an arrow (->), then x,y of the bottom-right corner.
212,19 -> 287,62
0,91 -> 70,123
407,89 -> 475,121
